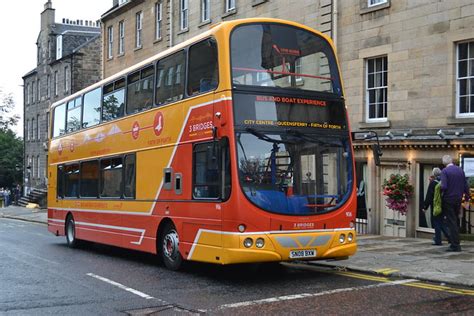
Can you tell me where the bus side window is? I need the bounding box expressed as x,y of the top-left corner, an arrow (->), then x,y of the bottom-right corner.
80,160 -> 99,198
52,103 -> 66,137
57,165 -> 64,198
155,51 -> 185,106
66,96 -> 82,133
82,87 -> 101,128
193,142 -> 219,199
102,78 -> 125,122
123,154 -> 136,198
188,38 -> 219,96
64,163 -> 80,198
100,157 -> 123,198
127,65 -> 154,114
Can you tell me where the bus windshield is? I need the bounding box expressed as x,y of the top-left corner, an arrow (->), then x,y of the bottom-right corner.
231,23 -> 342,95
236,129 -> 352,215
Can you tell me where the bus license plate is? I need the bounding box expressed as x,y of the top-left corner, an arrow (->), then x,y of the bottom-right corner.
289,249 -> 316,259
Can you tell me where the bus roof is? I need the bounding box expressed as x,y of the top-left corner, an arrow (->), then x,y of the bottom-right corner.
50,18 -> 330,110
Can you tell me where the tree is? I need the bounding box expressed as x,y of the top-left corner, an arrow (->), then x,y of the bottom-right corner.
0,89 -> 20,132
0,89 -> 23,188
0,129 -> 23,187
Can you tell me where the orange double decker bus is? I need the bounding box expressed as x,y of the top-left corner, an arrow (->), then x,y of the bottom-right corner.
48,18 -> 357,270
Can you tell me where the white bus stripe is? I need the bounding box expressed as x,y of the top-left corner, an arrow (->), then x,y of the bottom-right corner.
87,273 -> 155,300
75,221 -> 146,245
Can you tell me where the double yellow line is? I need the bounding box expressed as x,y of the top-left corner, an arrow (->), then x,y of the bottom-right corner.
335,269 -> 474,296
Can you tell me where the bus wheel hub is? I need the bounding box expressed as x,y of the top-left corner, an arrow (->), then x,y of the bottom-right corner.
163,231 -> 179,260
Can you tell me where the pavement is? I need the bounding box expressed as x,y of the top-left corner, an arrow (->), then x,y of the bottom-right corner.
1,205 -> 473,288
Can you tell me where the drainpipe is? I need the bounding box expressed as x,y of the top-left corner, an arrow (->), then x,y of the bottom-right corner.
169,0 -> 173,47
332,0 -> 338,49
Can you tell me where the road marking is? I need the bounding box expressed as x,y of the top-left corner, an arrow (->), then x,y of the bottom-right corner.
291,263 -> 474,297
87,273 -> 155,300
217,279 -> 417,310
375,268 -> 400,275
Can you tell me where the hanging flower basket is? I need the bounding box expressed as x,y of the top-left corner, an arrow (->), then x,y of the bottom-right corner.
382,174 -> 413,215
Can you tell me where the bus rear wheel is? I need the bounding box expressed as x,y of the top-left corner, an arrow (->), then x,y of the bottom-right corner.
160,222 -> 183,270
65,215 -> 79,248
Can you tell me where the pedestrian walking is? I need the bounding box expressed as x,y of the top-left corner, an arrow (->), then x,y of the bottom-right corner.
422,167 -> 449,245
440,155 -> 470,252
15,184 -> 21,205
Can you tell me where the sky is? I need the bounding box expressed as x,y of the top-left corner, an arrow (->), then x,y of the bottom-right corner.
0,0 -> 112,136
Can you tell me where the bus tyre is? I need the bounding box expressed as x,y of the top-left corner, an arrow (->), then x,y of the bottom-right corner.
160,223 -> 183,270
65,215 -> 79,248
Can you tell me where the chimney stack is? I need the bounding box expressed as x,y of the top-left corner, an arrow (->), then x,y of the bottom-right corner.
41,0 -> 55,30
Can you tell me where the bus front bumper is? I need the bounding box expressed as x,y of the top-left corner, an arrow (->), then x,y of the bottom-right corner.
188,229 -> 357,265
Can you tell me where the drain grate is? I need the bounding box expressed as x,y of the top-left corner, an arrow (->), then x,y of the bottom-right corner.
124,305 -> 203,315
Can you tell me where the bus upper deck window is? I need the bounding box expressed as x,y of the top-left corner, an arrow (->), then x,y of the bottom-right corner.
187,38 -> 218,96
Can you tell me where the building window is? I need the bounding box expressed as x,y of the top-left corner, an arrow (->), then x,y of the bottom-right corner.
46,75 -> 51,99
366,56 -> 388,121
56,35 -> 63,60
201,0 -> 210,22
32,118 -> 35,140
37,155 -> 41,179
36,114 -> 40,140
31,155 -> 35,179
118,0 -> 127,5
180,0 -> 188,31
37,79 -> 40,102
135,11 -> 143,48
25,119 -> 29,141
64,66 -> 70,93
54,71 -> 58,96
25,83 -> 30,105
368,0 -> 387,7
118,21 -> 125,55
107,26 -> 114,59
32,81 -> 36,103
155,2 -> 163,40
457,41 -> 474,117
225,0 -> 235,12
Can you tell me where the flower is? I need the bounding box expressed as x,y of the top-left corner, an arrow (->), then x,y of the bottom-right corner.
382,174 -> 413,215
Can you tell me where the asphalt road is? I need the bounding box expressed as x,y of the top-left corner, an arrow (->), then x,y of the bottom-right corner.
1,218 -> 473,315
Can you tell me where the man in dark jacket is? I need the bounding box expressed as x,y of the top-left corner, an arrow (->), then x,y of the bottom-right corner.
440,155 -> 470,252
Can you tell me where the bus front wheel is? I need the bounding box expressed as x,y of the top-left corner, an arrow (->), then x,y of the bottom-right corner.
160,222 -> 183,270
65,215 -> 79,248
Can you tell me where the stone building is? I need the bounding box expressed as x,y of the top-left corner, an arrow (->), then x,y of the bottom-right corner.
22,0 -> 102,196
99,0 -> 474,238
339,0 -> 474,239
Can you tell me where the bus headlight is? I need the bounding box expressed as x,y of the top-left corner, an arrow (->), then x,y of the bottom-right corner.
255,238 -> 265,248
339,234 -> 346,243
238,224 -> 246,232
243,238 -> 253,248
347,233 -> 354,242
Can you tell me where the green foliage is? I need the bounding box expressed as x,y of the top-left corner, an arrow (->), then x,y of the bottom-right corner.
382,174 -> 414,215
0,129 -> 23,187
0,89 -> 20,132
0,88 -> 22,187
